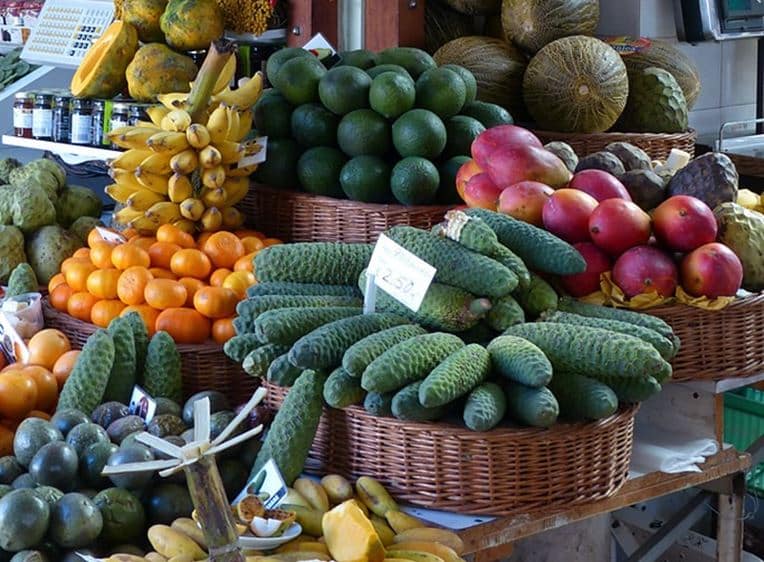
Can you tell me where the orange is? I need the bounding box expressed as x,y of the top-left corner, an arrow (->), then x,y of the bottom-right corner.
178,277 -> 206,308
117,266 -> 154,305
149,267 -> 177,280
212,317 -> 236,344
60,256 -> 90,276
223,271 -> 256,299
89,241 -> 115,269
112,244 -> 151,270
241,236 -> 265,253
195,231 -> 214,249
120,305 -> 160,337
193,286 -> 238,319
121,227 -> 138,240
128,236 -> 157,252
87,227 -> 121,248
157,223 -> 195,249
201,231 -> 246,269
0,425 -> 13,456
0,371 -> 38,419
144,278 -> 188,310
47,273 -> 66,294
73,247 -> 90,259
27,410 -> 51,421
49,283 -> 74,312
52,350 -> 80,389
64,261 -> 97,291
86,268 -> 121,300
22,366 -> 58,412
235,229 -> 265,239
148,241 -> 181,269
210,268 -> 232,287
234,252 -> 256,273
27,329 -> 71,370
91,299 -> 126,327
67,292 -> 99,322
155,308 -> 211,344
262,238 -> 283,247
170,249 -> 212,279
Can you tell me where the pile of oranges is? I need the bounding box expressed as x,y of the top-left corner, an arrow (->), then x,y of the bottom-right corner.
47,224 -> 281,345
0,328 -> 79,455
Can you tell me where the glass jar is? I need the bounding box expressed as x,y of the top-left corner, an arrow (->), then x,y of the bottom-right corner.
32,93 -> 53,140
187,49 -> 207,68
13,92 -> 33,138
90,99 -> 105,146
52,94 -> 71,143
128,103 -> 150,126
70,98 -> 93,145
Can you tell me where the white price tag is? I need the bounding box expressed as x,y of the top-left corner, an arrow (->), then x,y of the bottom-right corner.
234,458 -> 288,509
237,136 -> 268,168
0,311 -> 29,363
96,226 -> 127,245
128,385 -> 157,424
302,32 -> 337,55
367,234 -> 436,313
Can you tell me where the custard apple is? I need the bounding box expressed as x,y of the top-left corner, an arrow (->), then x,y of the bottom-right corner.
0,185 -> 12,224
25,225 -> 81,284
714,202 -> 764,292
11,184 -> 57,234
544,142 -> 578,173
10,169 -> 61,204
620,169 -> 666,211
605,142 -> 652,172
668,152 -> 738,210
619,67 -> 688,133
22,158 -> 66,188
0,224 -> 26,284
55,185 -> 102,227
0,158 -> 21,184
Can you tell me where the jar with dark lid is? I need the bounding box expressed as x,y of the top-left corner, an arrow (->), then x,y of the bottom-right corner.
187,49 -> 206,68
110,102 -> 130,148
52,94 -> 71,143
32,92 -> 53,140
13,92 -> 34,138
70,98 -> 93,145
128,103 -> 150,126
90,99 -> 105,146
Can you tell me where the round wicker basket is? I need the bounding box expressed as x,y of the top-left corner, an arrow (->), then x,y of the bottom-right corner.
238,183 -> 454,243
647,293 -> 764,382
43,300 -> 257,403
532,129 -> 697,160
263,381 -> 637,516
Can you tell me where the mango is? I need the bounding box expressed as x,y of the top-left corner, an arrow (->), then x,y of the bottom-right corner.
277,542 -> 329,554
323,500 -> 386,562
385,511 -> 427,534
392,529 -> 464,555
385,552 -> 444,562
389,542 -> 460,562
370,514 -> 396,546
294,478 -> 330,512
147,525 -> 207,560
283,487 -> 312,509
320,474 -> 354,505
356,476 -> 398,517
281,504 -> 324,537
171,518 -> 207,549
144,553 -> 168,562
269,553 -> 332,562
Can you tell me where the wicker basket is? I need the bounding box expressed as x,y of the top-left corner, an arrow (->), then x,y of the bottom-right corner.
42,300 -> 257,403
532,129 -> 697,160
238,183 -> 454,243
263,381 -> 637,516
647,293 -> 764,382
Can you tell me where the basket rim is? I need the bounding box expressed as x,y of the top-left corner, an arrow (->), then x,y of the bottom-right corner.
648,290 -> 764,314
531,128 -> 698,140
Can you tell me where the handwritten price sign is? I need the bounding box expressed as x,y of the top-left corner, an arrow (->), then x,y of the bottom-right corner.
366,234 -> 436,313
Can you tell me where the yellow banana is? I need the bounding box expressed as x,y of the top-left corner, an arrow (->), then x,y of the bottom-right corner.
130,215 -> 161,233
222,176 -> 249,206
231,108 -> 253,142
110,149 -> 153,171
199,144 -> 223,168
201,165 -> 226,189
105,182 -> 141,204
146,105 -> 170,127
225,106 -> 240,142
170,149 -> 199,175
162,109 -> 193,132
213,140 -> 242,165
137,152 -> 172,175
180,198 -> 205,221
200,206 -> 223,231
168,173 -> 194,203
186,123 -> 211,149
213,71 -> 264,108
201,186 -> 227,207
147,131 -> 190,154
145,201 -> 182,223
109,126 -> 161,150
226,162 -> 259,177
127,189 -> 167,211
156,92 -> 188,111
221,206 -> 245,229
134,169 -> 170,195
113,206 -> 145,224
111,168 -> 147,191
206,104 -> 229,144
172,218 -> 197,235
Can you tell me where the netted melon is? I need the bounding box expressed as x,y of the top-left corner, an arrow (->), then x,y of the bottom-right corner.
523,36 -> 628,133
434,36 -> 527,119
425,0 -> 476,54
70,21 -> 138,99
444,0 -> 500,14
501,0 -> 599,54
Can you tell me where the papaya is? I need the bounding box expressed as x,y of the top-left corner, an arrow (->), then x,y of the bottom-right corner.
126,44 -> 198,102
123,0 -> 168,43
160,0 -> 224,51
70,21 -> 139,98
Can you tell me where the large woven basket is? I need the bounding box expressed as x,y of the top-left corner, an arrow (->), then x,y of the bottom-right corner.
263,381 -> 637,516
239,183 -> 453,243
647,293 -> 764,382
533,129 -> 697,160
42,300 -> 257,403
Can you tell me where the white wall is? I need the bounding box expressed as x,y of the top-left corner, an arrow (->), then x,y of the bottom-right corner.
598,0 -> 757,144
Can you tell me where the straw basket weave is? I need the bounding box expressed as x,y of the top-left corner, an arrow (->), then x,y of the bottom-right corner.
533,129 -> 697,160
238,183 -> 454,243
42,300 -> 256,402
647,293 -> 764,382
263,381 -> 637,516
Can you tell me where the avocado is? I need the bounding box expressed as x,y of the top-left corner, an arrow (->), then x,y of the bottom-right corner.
272,55 -> 327,106
337,49 -> 378,69
50,409 -> 90,437
443,115 -> 485,159
48,493 -> 103,549
619,169 -> 666,211
318,66 -> 372,115
93,488 -> 146,546
147,414 -> 186,438
460,100 -> 513,128
366,64 -> 412,80
297,147 -> 347,198
291,103 -> 339,147
337,109 -> 391,157
219,458 -> 249,501
79,442 -> 118,489
28,442 -> 78,492
13,419 -> 63,468
106,446 -> 154,490
253,138 -> 302,188
91,402 -> 130,430
377,47 -> 437,79
415,67 -> 467,119
265,47 -> 313,84
9,550 -> 48,562
182,391 -> 230,426
153,397 -> 182,418
391,156 -> 440,205
31,486 -> 63,508
438,156 -> 470,204
340,155 -> 392,203
574,151 -> 626,176
544,141 -> 579,173
0,489 -> 50,551
146,483 -> 193,525
254,90 -> 294,139
0,485 -> 11,500
11,473 -> 36,489
0,457 -> 24,485
65,423 -> 109,458
106,416 -> 146,445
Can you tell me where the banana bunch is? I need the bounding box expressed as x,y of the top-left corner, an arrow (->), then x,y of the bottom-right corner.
106,68 -> 264,234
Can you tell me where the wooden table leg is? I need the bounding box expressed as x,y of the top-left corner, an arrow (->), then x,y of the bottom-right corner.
716,472 -> 746,562
473,542 -> 514,562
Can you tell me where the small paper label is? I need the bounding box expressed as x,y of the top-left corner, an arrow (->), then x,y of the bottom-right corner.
128,385 -> 157,423
237,136 -> 268,169
302,32 -> 337,55
601,35 -> 652,55
96,226 -> 127,245
234,458 -> 288,509
367,234 -> 436,313
0,311 -> 29,363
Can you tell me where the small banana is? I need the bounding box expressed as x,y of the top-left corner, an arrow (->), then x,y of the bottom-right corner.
111,168 -> 147,191
186,123 -> 211,149
147,131 -> 190,154
231,108 -> 254,142
213,71 -> 264,108
172,218 -> 197,235
168,173 -> 194,203
145,201 -> 182,223
201,186 -> 227,207
156,92 -> 189,111
199,144 -> 223,168
213,140 -> 243,165
137,152 -> 173,175
146,105 -> 171,127
111,149 -> 153,171
200,206 -> 223,231
109,126 -> 161,150
225,106 -> 241,142
130,215 -> 161,233
105,182 -> 140,204
222,176 -> 249,206
170,149 -> 200,175
127,189 -> 167,211
180,197 -> 206,221
221,206 -> 245,229
134,170 -> 170,195
114,206 -> 145,224
201,165 -> 226,189
162,109 -> 193,132
207,104 -> 230,144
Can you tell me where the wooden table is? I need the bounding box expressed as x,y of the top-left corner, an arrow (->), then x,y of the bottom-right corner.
455,448 -> 752,562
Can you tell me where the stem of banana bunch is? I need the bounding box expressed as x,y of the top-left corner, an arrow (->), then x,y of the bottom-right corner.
187,38 -> 237,124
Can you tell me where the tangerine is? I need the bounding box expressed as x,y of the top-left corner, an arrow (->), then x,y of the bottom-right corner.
148,241 -> 181,269
117,266 -> 154,306
170,249 -> 212,279
111,244 -> 151,269
27,329 -> 71,370
156,223 -> 195,248
202,231 -> 246,269
67,292 -> 99,322
91,299 -> 126,327
211,317 -> 236,344
144,279 -> 188,310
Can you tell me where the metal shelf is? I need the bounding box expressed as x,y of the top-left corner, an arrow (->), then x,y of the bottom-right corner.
1,134 -> 119,163
0,65 -> 55,102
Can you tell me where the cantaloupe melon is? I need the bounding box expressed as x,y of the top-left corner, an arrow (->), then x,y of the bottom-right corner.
425,0 -> 475,54
70,21 -> 138,99
501,0 -> 599,54
433,36 -> 527,119
523,35 -> 628,133
443,0 -> 500,14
